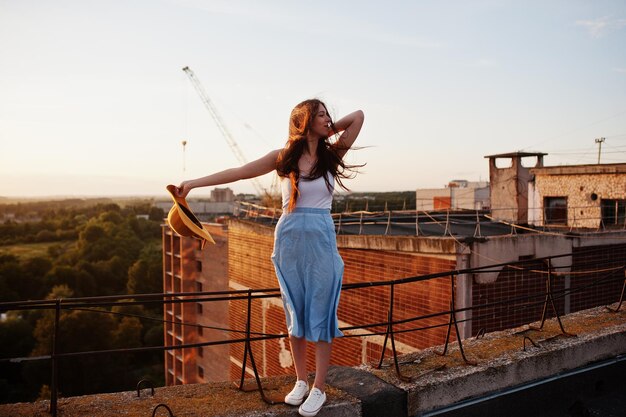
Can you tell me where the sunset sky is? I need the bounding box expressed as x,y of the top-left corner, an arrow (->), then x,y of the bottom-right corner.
1,0 -> 625,198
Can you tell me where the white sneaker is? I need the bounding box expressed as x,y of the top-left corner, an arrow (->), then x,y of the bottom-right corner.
284,380 -> 309,406
298,387 -> 326,417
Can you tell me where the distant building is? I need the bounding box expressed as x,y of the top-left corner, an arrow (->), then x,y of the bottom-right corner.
155,187 -> 236,222
528,163 -> 626,229
210,187 -> 235,202
416,179 -> 489,211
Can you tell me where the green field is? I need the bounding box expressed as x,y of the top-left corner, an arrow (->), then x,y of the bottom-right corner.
0,239 -> 161,261
0,241 -> 75,259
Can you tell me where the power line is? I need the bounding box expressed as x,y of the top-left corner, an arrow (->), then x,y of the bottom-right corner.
520,109 -> 626,151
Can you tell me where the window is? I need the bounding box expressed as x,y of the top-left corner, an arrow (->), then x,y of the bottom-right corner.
197,303 -> 203,315
197,347 -> 203,357
198,366 -> 204,379
544,197 -> 567,225
196,261 -> 202,272
601,199 -> 626,227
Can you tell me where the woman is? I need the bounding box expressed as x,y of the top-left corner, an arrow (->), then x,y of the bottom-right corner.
172,99 -> 364,417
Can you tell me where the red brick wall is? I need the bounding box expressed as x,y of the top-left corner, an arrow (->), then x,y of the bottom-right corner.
471,246 -> 625,336
338,249 -> 456,352
228,224 -> 276,289
227,221 -> 457,381
570,244 -> 626,312
471,259 -> 561,335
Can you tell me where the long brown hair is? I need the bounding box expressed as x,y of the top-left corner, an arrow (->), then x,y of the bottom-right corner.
276,99 -> 361,212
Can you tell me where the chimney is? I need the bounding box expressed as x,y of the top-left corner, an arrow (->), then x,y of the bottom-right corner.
485,152 -> 546,224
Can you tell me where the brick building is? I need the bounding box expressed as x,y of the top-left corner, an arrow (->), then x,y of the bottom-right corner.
528,163 -> 626,229
162,223 -> 230,385
162,217 -> 626,385
162,152 -> 626,385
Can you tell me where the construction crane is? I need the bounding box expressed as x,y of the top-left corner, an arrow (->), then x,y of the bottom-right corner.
182,66 -> 268,197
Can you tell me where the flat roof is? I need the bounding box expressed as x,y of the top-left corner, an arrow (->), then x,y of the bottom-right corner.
237,211 -> 516,238
484,151 -> 547,159
531,163 -> 626,175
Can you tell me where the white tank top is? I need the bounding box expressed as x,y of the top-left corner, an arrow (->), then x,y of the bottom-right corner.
280,173 -> 334,210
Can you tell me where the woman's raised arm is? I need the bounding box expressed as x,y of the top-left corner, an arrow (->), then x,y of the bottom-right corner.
173,149 -> 281,198
330,110 -> 364,159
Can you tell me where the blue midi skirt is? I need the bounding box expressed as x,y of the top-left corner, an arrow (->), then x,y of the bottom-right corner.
271,207 -> 344,342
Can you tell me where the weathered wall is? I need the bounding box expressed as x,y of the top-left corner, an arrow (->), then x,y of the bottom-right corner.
532,172 -> 626,228
489,157 -> 524,223
467,233 -> 626,336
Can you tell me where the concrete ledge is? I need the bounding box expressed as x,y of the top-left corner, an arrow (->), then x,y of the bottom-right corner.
363,305 -> 626,416
327,366 -> 407,417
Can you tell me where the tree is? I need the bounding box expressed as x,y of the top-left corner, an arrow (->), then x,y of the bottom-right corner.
0,260 -> 21,302
28,285 -> 138,396
127,253 -> 162,296
149,206 -> 165,222
19,257 -> 52,300
45,266 -> 96,298
111,317 -> 142,349
0,315 -> 35,403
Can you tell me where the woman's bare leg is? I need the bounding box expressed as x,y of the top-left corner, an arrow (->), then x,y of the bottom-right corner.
313,341 -> 332,391
290,336 -> 308,381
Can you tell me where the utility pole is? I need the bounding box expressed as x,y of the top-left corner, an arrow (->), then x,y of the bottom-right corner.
182,140 -> 187,172
595,137 -> 605,164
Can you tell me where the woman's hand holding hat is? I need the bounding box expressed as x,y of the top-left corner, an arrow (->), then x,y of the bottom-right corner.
175,181 -> 193,198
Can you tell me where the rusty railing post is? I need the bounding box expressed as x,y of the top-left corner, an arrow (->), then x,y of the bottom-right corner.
49,299 -> 61,417
235,289 -> 278,404
437,273 -> 476,365
530,259 -> 575,336
375,283 -> 410,381
606,270 -> 625,313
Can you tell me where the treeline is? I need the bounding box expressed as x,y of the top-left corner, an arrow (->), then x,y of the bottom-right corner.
332,191 -> 416,212
0,199 -> 164,245
0,201 -> 166,404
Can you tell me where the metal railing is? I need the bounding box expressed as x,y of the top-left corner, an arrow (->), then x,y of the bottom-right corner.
1,247 -> 625,416
235,201 -> 626,238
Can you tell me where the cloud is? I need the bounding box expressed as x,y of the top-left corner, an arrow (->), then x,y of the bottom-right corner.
613,67 -> 626,74
575,16 -> 626,38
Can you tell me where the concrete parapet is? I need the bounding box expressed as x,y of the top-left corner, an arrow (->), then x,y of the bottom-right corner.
364,304 -> 626,416
327,366 -> 406,417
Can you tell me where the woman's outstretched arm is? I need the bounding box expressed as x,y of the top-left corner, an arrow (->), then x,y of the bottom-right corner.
330,110 -> 364,158
172,149 -> 281,198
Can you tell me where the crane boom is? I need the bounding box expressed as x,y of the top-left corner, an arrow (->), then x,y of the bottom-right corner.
182,66 -> 266,196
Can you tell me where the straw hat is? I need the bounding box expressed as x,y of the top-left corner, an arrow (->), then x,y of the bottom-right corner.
165,184 -> 215,248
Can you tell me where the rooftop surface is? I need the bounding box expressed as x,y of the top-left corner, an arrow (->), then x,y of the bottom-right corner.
240,210 -> 516,238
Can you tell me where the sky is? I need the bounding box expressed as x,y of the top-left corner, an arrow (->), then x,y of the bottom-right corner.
1,0 -> 625,199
